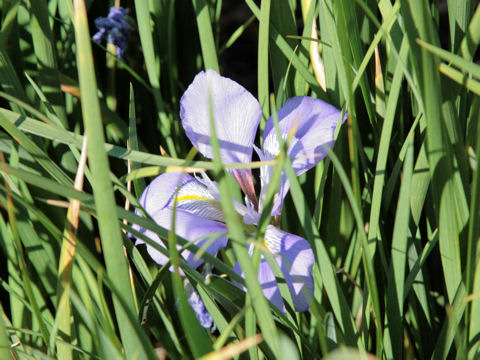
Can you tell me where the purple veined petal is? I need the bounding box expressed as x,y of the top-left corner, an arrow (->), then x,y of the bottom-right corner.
262,96 -> 346,176
264,225 -> 315,312
137,207 -> 228,270
137,172 -> 224,222
257,137 -> 298,216
233,260 -> 286,313
180,70 -> 261,204
180,69 -> 261,164
261,96 -> 346,214
137,172 -> 187,213
185,281 -> 216,331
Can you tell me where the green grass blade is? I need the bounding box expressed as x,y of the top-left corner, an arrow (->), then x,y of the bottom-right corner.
405,0 -> 468,304
27,0 -> 66,125
257,0 -> 271,129
192,0 -> 219,72
460,3 -> 480,60
0,112 -> 72,186
438,63 -> 480,96
133,0 -> 177,157
431,284 -> 467,360
366,39 -> 408,265
207,91 -> 281,356
417,38 -> 480,80
467,59 -> 480,354
280,152 -> 361,347
0,44 -> 28,114
447,0 -> 474,51
127,84 -> 146,198
244,0 -> 323,94
72,1 -> 154,358
0,304 -> 13,359
384,136 -> 414,358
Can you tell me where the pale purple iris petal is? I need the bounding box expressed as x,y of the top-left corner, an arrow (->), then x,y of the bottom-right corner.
180,69 -> 261,164
233,225 -> 315,313
264,226 -> 315,312
131,172 -> 228,270
135,172 -> 224,224
131,172 -> 198,245
142,208 -> 228,270
263,96 -> 345,174
262,96 -> 345,215
137,172 -> 191,214
185,281 -> 216,331
180,70 -> 261,203
233,260 -> 286,313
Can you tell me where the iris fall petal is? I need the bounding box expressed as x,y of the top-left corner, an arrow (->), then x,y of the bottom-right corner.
142,208 -> 228,270
234,260 -> 286,313
180,69 -> 261,164
264,225 -> 315,312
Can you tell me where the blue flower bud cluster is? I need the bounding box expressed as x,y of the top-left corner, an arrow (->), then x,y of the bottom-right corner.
92,6 -> 133,59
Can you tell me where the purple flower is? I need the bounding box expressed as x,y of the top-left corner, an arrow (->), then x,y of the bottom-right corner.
132,70 -> 346,313
92,6 -> 133,59
185,281 -> 216,332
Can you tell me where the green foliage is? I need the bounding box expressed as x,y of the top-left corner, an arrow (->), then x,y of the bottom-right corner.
0,0 -> 479,359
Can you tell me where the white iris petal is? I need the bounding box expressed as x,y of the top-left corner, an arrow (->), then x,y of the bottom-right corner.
263,225 -> 283,254
173,177 -> 225,222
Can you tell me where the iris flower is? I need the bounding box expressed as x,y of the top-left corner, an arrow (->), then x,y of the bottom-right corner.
132,70 -> 345,314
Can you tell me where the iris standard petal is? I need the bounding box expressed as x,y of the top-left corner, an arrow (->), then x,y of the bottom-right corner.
264,225 -> 315,312
261,96 -> 346,214
141,208 -> 228,270
180,70 -> 261,204
180,69 -> 262,164
263,96 -> 346,175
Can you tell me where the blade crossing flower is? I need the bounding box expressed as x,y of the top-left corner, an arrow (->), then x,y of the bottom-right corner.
130,70 -> 346,319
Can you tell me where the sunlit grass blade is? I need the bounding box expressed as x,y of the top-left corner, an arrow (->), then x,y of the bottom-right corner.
0,107 -> 212,169
404,0 -> 468,304
27,0 -> 66,126
127,83 -> 145,198
431,284 -> 467,360
460,3 -> 480,59
54,137 -> 87,360
244,0 -> 323,94
0,112 -> 72,185
0,305 -> 13,359
133,0 -> 177,157
384,136 -> 413,359
192,0 -> 220,72
417,38 -> 480,79
72,1 -> 154,358
257,0 -> 270,129
199,334 -> 263,360
446,0 -> 474,52
206,90 -> 281,356
438,63 -> 480,96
